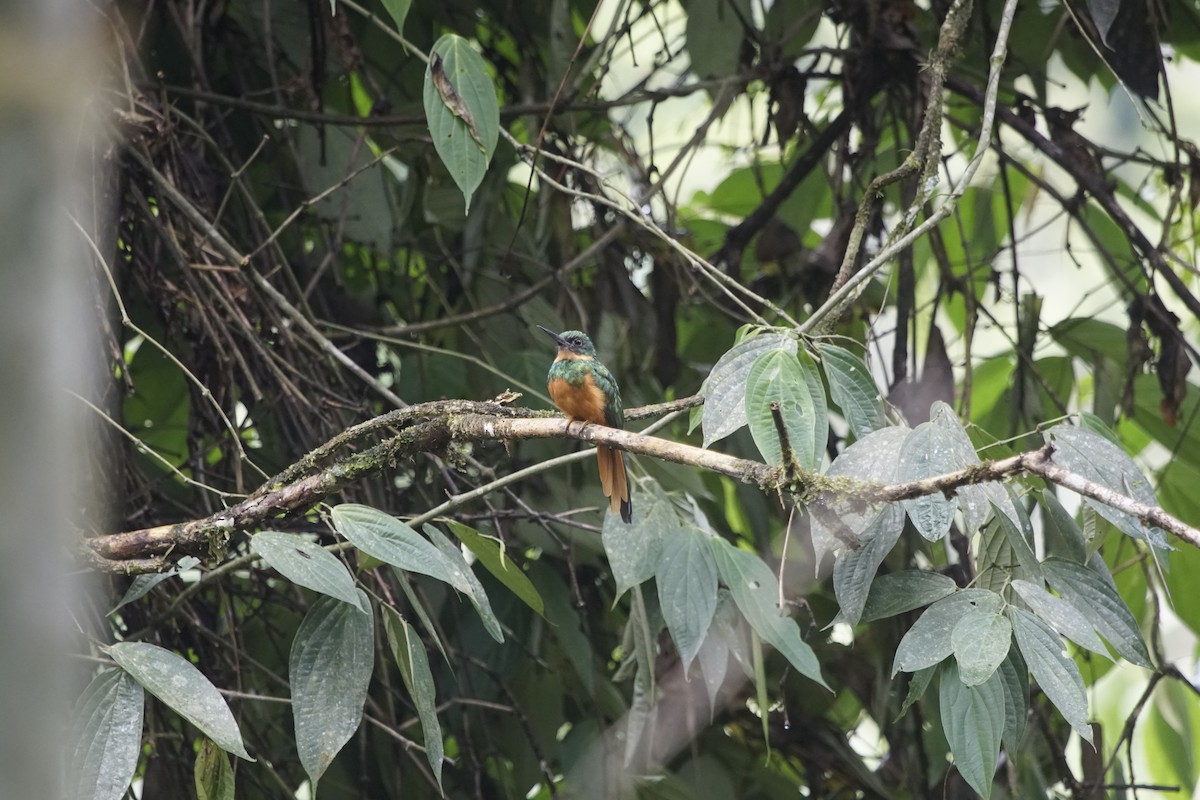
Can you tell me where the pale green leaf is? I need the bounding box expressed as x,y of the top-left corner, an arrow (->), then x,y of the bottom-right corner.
252,532 -> 363,611
603,480 -> 672,598
426,525 -> 504,643
1042,556 -> 1152,668
290,592 -> 375,788
332,503 -> 461,588
940,661 -> 1006,799
1011,579 -> 1110,659
380,0 -> 412,34
996,650 -> 1029,750
1039,491 -> 1088,563
109,556 -> 200,616
423,34 -> 499,211
892,589 -> 1004,675
897,415 -> 960,540
700,332 -> 794,447
68,669 -> 144,800
108,642 -> 252,761
860,570 -> 958,622
810,425 -> 907,564
685,0 -> 753,77
1046,424 -> 1168,548
656,525 -> 718,671
1010,607 -> 1093,744
383,605 -> 444,790
710,538 -> 828,689
817,343 -> 887,438
832,506 -> 905,625
951,608 -> 1012,686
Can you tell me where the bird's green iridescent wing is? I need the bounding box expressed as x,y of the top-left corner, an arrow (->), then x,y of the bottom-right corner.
589,361 -> 624,428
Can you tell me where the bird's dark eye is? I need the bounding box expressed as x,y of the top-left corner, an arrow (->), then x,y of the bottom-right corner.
571,338 -> 582,347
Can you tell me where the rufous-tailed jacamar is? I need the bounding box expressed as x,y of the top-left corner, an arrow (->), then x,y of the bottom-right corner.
538,326 -> 633,524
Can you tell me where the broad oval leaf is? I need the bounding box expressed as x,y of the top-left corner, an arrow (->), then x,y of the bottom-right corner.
685,0 -> 752,77
710,537 -> 828,689
1045,424 -> 1168,548
892,589 -> 1004,675
290,591 -> 375,788
1042,556 -> 1152,668
426,525 -> 504,643
897,412 -> 960,540
810,425 -> 908,564
383,605 -> 444,790
817,343 -> 887,439
1009,607 -> 1093,744
656,525 -> 718,671
1011,579 -> 1110,659
446,520 -> 544,616
745,348 -> 826,470
68,669 -> 144,800
252,532 -> 363,611
108,642 -> 252,761
832,506 -> 905,626
332,503 -> 461,588
1039,490 -> 1088,563
951,608 -> 1012,686
860,570 -> 958,622
423,34 -> 499,212
940,661 -> 1006,800
701,332 -> 794,447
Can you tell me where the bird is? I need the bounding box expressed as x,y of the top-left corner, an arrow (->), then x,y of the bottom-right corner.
538,326 -> 633,524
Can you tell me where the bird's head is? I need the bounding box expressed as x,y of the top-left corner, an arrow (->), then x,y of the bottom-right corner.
538,326 -> 597,359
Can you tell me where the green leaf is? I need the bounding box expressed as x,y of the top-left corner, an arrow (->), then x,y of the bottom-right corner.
951,607 -> 1012,686
108,556 -> 200,615
656,525 -> 718,671
896,413 -> 960,540
860,570 -> 958,622
817,343 -> 887,438
940,661 -> 1006,800
446,520 -> 544,616
832,507 -> 905,625
380,0 -> 411,34
1045,424 -> 1168,548
426,525 -> 504,643
383,605 -> 444,790
810,425 -> 907,564
68,669 -> 144,800
393,570 -> 450,666
685,0 -> 753,78
332,503 -> 463,589
194,739 -> 235,800
290,592 -> 375,788
1039,491 -> 1088,563
996,649 -> 1029,750
1009,607 -> 1093,744
892,589 -> 1003,675
1042,556 -> 1152,668
603,480 -> 672,598
701,332 -> 795,447
252,532 -> 364,611
745,348 -> 826,469
423,34 -> 499,212
108,642 -> 253,761
710,537 -> 828,689
1010,579 -> 1110,659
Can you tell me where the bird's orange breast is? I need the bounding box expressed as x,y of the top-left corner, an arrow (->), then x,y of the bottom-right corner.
548,374 -> 608,424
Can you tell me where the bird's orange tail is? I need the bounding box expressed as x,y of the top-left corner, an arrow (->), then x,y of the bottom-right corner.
596,445 -> 633,523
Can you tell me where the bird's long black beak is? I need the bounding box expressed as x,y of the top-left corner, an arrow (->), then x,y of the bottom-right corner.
537,325 -> 568,349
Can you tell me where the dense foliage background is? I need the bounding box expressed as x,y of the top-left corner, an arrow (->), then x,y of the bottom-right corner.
70,0 -> 1200,797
